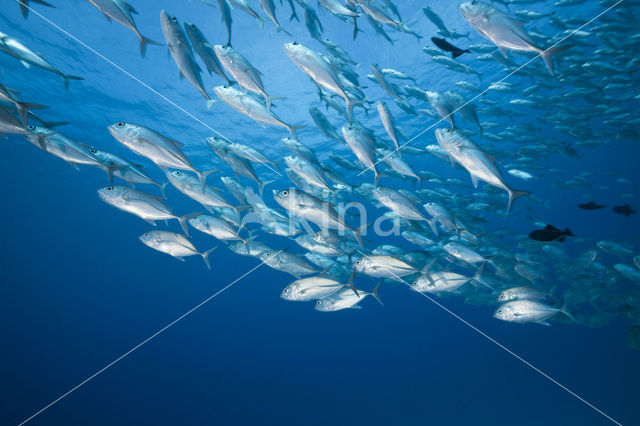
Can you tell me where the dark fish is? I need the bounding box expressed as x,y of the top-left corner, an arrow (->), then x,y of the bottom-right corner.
431,37 -> 470,58
529,225 -> 574,242
579,202 -> 605,210
613,204 -> 636,217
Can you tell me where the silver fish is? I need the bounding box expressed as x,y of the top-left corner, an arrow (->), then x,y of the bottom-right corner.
139,230 -> 216,269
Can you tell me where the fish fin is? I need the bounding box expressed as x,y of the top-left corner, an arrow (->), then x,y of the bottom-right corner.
507,189 -> 530,213
540,44 -> 570,76
201,246 -> 218,270
179,212 -> 202,236
179,70 -> 184,81
143,218 -> 157,227
346,98 -> 364,122
345,269 -> 358,297
560,300 -> 576,322
158,182 -> 169,197
470,174 -> 479,189
425,217 -> 439,237
20,60 -> 31,69
370,281 -> 384,306
206,99 -> 218,109
557,236 -> 566,242
174,256 -> 186,262
259,179 -> 276,198
101,12 -> 113,23
138,35 -> 163,58
62,74 -> 83,90
196,169 -> 220,191
498,46 -> 508,58
536,320 -> 551,326
564,228 -> 574,237
544,224 -> 560,231
16,101 -> 48,126
287,123 -> 306,140
472,263 -> 492,290
122,1 -> 138,14
452,51 -> 464,59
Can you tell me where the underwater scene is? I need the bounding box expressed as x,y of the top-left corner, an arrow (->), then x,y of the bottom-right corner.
1,0 -> 639,424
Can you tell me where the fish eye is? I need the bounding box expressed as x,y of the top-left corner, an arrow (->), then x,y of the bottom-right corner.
284,288 -> 289,293
90,149 -> 96,153
27,125 -> 35,130
171,16 -> 177,22
107,186 -> 113,191
144,232 -> 149,236
316,300 -> 321,305
292,41 -> 298,45
282,190 -> 288,196
175,171 -> 181,175
116,122 -> 124,127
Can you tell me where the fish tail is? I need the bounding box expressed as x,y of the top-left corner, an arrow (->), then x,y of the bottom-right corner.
139,34 -> 163,58
287,123 -> 306,140
507,189 -> 530,213
16,101 -> 48,126
158,182 -> 169,198
560,300 -> 576,322
541,44 -> 571,76
62,74 -> 83,89
201,246 -> 219,270
178,212 -> 201,236
196,168 -> 220,191
472,263 -> 492,290
370,281 -> 384,306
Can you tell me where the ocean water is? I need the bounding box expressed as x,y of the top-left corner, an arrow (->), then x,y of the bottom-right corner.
1,0 -> 639,425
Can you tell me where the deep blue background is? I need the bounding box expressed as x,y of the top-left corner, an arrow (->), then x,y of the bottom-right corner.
1,1 -> 639,425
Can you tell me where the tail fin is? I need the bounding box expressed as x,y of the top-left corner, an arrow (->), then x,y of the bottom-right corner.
370,281 -> 384,306
346,98 -> 364,122
541,44 -> 570,76
196,169 -> 220,192
178,212 -> 202,236
139,35 -> 163,57
287,123 -> 306,140
16,101 -> 48,125
472,263 -> 492,290
276,26 -> 293,37
206,99 -> 218,109
259,179 -> 276,198
560,300 -> 576,322
507,189 -> 530,213
345,269 -> 359,297
62,74 -> 83,89
158,182 -> 169,198
201,246 -> 219,270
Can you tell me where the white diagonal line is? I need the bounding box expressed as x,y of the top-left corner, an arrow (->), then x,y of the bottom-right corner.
358,0 -> 625,176
15,0 -> 283,177
355,251 -> 622,426
17,254 -> 278,426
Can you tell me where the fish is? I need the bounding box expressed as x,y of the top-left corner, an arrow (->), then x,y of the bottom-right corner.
376,101 -> 401,152
273,188 -> 364,247
214,44 -> 274,109
528,224 -> 574,242
87,146 -> 166,191
435,128 -> 529,212
0,31 -> 83,88
188,214 -> 244,242
284,42 -> 360,121
497,286 -> 555,302
166,170 -> 240,214
259,0 -> 291,34
259,249 -> 319,278
431,37 -> 471,58
0,107 -> 30,135
213,85 -> 303,139
88,0 -> 162,57
184,22 -> 232,84
353,255 -> 417,280
341,124 -> 381,186
97,185 -> 197,235
107,121 -> 212,191
160,10 -> 212,104
315,282 -> 383,312
578,201 -> 605,210
139,230 -> 216,269
372,186 -> 437,235
494,300 -> 574,326
613,204 -> 636,216
459,1 -> 569,75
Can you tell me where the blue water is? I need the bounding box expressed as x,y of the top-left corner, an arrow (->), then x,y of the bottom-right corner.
1,0 -> 639,425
